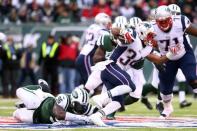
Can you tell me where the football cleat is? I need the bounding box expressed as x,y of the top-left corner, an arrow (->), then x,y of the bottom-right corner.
156,102 -> 164,114
160,104 -> 173,119
141,98 -> 153,110
180,100 -> 192,108
89,112 -> 107,126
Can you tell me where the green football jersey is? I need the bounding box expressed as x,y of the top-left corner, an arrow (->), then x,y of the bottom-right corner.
96,34 -> 116,59
33,97 -> 56,124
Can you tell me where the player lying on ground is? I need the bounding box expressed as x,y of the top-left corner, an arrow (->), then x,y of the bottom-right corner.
13,79 -> 98,124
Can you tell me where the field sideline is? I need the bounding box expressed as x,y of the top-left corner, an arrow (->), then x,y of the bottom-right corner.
0,95 -> 197,130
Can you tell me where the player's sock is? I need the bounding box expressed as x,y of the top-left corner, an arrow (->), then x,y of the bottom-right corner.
179,91 -> 185,103
178,82 -> 187,103
65,112 -> 88,121
101,101 -> 121,116
109,85 -> 133,97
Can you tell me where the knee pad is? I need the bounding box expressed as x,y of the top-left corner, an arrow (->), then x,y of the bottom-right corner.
160,93 -> 173,103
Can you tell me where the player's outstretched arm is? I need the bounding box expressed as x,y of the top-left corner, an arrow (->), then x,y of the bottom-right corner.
185,24 -> 197,37
146,53 -> 168,65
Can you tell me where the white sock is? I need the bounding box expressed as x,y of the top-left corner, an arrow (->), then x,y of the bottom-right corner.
110,85 -> 132,97
179,91 -> 185,103
65,112 -> 87,121
101,101 -> 121,116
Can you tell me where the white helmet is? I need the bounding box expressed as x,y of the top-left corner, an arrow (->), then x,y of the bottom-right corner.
95,13 -> 112,29
70,87 -> 89,114
155,5 -> 172,31
136,21 -> 155,40
0,32 -> 6,43
55,94 -> 69,110
128,17 -> 142,28
111,22 -> 126,30
70,88 -> 89,105
114,16 -> 128,27
168,4 -> 181,15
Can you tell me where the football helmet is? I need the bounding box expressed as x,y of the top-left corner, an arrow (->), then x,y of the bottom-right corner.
168,4 -> 181,15
155,5 -> 172,31
55,94 -> 69,110
136,22 -> 157,46
114,16 -> 128,27
95,13 -> 112,29
70,88 -> 89,114
128,17 -> 142,28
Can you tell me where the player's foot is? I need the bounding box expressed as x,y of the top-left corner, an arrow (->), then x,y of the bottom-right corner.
180,100 -> 192,108
156,102 -> 164,115
89,112 -> 107,126
106,112 -> 116,120
141,98 -> 153,110
15,101 -> 25,108
160,104 -> 173,119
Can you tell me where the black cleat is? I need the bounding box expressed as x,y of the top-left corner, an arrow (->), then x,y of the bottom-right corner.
106,112 -> 116,120
180,100 -> 192,108
118,105 -> 126,112
141,98 -> 153,110
156,102 -> 164,115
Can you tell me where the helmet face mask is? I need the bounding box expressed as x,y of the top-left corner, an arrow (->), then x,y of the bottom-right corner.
71,101 -> 88,114
156,17 -> 172,31
155,6 -> 173,32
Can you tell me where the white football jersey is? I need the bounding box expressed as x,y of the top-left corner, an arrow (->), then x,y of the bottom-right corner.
152,15 -> 191,57
80,24 -> 109,55
110,32 -> 153,71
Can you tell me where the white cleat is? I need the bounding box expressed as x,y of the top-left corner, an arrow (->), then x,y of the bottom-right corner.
89,112 -> 107,127
159,104 -> 174,119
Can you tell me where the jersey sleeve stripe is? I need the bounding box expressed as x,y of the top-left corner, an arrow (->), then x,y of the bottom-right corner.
181,15 -> 186,32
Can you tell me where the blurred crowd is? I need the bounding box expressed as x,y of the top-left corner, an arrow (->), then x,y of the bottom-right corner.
0,34 -> 80,97
0,0 -> 197,24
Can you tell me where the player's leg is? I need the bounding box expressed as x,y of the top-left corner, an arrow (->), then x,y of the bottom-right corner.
125,69 -> 146,107
176,69 -> 192,108
16,86 -> 53,109
159,61 -> 178,118
75,54 -> 92,84
13,108 -> 34,123
85,69 -> 103,93
179,52 -> 197,93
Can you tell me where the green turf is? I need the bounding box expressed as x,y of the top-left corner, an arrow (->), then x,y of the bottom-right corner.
0,95 -> 197,130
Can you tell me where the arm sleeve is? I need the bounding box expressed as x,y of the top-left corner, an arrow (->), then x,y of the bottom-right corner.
97,35 -> 113,52
181,15 -> 191,32
140,45 -> 153,58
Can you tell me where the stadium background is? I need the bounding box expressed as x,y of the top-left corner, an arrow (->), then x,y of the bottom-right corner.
0,0 -> 197,95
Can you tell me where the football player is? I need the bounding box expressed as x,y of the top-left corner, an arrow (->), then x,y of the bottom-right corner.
76,13 -> 111,84
87,22 -> 181,126
13,79 -> 98,124
152,5 -> 197,118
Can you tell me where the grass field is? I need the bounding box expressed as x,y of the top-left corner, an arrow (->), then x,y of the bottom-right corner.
0,95 -> 197,130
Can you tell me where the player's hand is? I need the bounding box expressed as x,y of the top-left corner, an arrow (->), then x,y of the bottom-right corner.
166,44 -> 186,60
